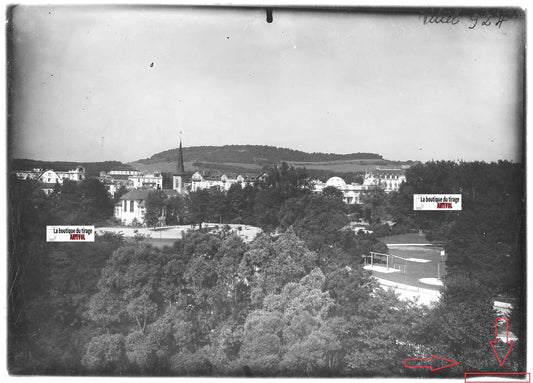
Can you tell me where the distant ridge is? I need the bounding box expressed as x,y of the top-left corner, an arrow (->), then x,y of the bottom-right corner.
137,145 -> 383,165
130,144 -> 414,178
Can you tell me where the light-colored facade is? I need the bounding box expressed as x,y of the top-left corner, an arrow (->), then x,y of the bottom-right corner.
363,167 -> 406,193
115,189 -> 179,225
15,165 -> 86,195
117,190 -> 148,225
312,167 -> 408,204
16,168 -> 43,180
16,165 -> 86,184
189,172 -> 252,192
172,175 -> 185,194
128,172 -> 163,190
56,166 -> 86,182
312,177 -> 368,204
109,170 -> 142,176
39,170 -> 62,184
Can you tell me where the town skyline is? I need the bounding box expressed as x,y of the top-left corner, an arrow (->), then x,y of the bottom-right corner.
9,6 -> 524,163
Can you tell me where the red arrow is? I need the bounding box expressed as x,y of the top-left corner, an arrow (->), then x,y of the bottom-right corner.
404,355 -> 459,371
490,317 -> 514,366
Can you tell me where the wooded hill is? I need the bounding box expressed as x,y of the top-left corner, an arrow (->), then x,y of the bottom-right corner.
131,145 -> 412,175
138,145 -> 383,164
12,145 -> 414,180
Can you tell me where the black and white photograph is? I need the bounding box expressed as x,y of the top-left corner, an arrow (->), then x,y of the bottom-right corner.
6,3 -> 527,378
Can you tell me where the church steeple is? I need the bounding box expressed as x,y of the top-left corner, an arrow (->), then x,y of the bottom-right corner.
173,132 -> 187,194
176,135 -> 185,176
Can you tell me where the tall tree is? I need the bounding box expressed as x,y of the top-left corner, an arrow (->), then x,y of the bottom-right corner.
239,268 -> 341,376
144,190 -> 169,228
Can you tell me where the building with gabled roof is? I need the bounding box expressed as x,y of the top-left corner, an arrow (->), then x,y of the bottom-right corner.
116,189 -> 179,225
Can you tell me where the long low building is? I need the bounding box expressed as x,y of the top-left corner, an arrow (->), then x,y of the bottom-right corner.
190,172 -> 257,192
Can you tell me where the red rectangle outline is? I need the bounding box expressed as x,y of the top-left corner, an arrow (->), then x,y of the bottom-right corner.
465,372 -> 530,383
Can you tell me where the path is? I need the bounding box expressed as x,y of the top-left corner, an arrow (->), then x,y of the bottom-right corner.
96,223 -> 262,244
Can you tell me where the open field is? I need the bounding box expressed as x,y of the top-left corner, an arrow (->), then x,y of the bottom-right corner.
287,159 -> 398,172
366,234 -> 446,305
369,245 -> 445,292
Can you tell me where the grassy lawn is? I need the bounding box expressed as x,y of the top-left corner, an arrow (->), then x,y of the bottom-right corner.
369,247 -> 445,291
370,233 -> 446,291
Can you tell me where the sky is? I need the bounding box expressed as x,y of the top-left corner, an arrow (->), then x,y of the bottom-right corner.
9,5 -> 525,163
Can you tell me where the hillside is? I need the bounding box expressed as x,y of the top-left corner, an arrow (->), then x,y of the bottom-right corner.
11,159 -> 134,177
131,145 -> 411,177
137,145 -> 383,164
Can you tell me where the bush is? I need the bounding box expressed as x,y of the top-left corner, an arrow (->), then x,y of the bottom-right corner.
82,333 -> 127,373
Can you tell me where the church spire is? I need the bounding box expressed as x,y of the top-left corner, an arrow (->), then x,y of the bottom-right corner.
177,132 -> 185,175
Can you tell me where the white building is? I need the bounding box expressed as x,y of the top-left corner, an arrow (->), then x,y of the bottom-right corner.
109,169 -> 142,176
16,168 -> 44,180
363,167 -> 406,193
99,171 -> 136,197
15,165 -> 86,195
38,169 -> 62,184
190,172 -> 253,192
16,165 -> 86,183
56,166 -> 86,182
312,176 -> 368,204
116,189 -> 179,225
128,172 -> 163,190
312,166 -> 408,204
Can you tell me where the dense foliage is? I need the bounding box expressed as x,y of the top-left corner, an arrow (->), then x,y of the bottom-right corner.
390,161 -> 524,294
8,160 -> 526,376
